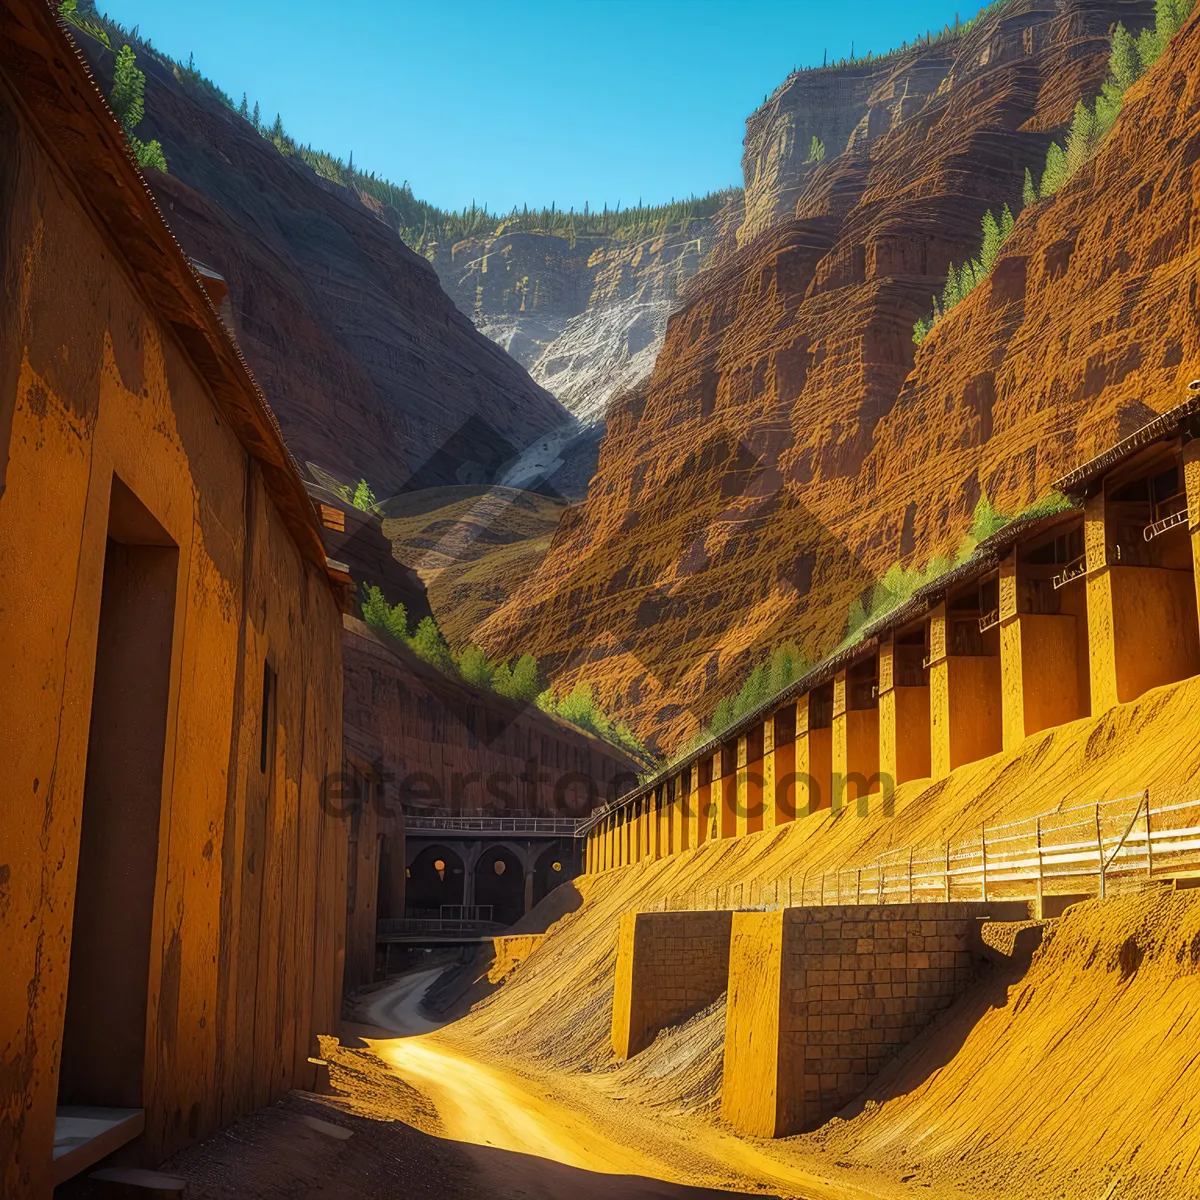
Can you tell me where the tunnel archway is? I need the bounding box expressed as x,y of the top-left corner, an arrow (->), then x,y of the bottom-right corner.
405,844 -> 465,917
533,840 -> 576,907
473,844 -> 525,926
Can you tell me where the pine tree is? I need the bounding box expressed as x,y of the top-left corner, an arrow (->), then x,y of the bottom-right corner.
979,209 -> 1002,272
238,92 -> 249,120
271,113 -> 284,142
456,645 -> 494,689
410,617 -> 454,673
1000,202 -> 1015,241
941,263 -> 961,312
1039,142 -> 1068,198
1064,99 -> 1097,177
252,100 -> 261,130
110,44 -> 146,135
1022,166 -> 1036,209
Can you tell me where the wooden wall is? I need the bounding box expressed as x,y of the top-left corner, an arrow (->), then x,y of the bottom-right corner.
0,75 -> 345,1196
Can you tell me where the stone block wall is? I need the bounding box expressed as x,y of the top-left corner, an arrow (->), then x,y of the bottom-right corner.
612,910 -> 734,1059
723,904 -> 993,1136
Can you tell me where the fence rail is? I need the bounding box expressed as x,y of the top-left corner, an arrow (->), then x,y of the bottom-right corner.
643,791 -> 1200,914
405,815 -> 581,836
377,904 -> 503,939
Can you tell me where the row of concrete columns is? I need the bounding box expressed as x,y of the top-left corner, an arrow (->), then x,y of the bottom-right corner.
585,437 -> 1200,874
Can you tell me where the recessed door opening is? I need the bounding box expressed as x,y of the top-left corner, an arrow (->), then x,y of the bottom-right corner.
55,477 -> 177,1184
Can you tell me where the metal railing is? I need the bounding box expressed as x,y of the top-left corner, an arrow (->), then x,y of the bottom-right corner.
639,791 -> 1200,914
378,904 -> 503,939
405,814 -> 581,836
1143,495 -> 1189,541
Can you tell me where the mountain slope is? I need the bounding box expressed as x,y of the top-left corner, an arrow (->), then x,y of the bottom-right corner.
475,0 -> 1195,751
74,32 -> 569,497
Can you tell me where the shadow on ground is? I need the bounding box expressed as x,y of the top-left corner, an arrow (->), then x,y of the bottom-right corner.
55,1090 -> 769,1200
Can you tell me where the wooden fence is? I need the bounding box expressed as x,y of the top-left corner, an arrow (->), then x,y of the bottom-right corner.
649,791 -> 1200,913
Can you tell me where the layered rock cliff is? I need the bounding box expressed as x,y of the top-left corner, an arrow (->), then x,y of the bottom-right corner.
74,35 -> 569,497
477,0 -> 1196,752
428,196 -> 744,426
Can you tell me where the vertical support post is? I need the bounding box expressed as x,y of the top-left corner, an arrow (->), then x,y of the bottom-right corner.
1144,789 -> 1153,878
980,826 -> 988,902
944,842 -> 951,902
1096,801 -> 1106,899
856,868 -> 862,905
908,848 -> 914,903
1036,815 -> 1044,911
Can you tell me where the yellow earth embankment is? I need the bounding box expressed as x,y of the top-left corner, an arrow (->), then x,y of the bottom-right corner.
411,676 -> 1200,1197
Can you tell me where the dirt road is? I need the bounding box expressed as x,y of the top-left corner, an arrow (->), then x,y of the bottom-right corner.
363,971 -> 890,1200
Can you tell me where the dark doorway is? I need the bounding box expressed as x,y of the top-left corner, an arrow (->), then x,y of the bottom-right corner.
58,477 -> 178,1111
405,844 -> 465,917
474,845 -> 525,926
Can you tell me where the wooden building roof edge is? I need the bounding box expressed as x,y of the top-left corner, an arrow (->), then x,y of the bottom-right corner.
586,503 -> 1098,830
1052,386 -> 1200,498
1,0 -> 330,577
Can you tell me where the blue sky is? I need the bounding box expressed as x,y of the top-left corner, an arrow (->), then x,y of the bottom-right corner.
98,0 -> 978,213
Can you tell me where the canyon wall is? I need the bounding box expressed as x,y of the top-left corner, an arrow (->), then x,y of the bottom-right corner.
426,197 -> 744,427
74,38 -> 569,498
476,0 -> 1198,752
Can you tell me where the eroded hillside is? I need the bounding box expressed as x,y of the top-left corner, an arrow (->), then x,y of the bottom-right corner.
72,32 -> 568,497
476,0 -> 1200,752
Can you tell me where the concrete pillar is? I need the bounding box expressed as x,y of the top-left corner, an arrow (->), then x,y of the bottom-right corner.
1186,439 -> 1200,635
612,910 -> 733,1059
879,635 -> 933,788
523,866 -> 534,914
1001,550 -> 1087,748
693,758 -> 711,848
795,692 -> 833,813
1085,490 -> 1119,714
735,733 -> 750,839
999,554 -> 1024,750
760,716 -> 776,831
930,601 -> 1002,779
832,670 -> 849,807
650,791 -> 663,861
669,778 -> 683,855
770,705 -> 796,827
734,729 -> 767,839
720,743 -> 738,839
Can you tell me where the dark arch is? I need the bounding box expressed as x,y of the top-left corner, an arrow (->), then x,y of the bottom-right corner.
406,844 -> 465,916
533,839 -> 577,907
474,844 -> 525,927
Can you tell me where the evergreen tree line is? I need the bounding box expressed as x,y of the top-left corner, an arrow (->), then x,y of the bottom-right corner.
759,0 -> 1010,111
913,0 -> 1194,347
359,585 -> 653,764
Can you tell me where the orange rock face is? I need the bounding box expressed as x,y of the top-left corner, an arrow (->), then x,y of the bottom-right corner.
480,0 -> 1199,753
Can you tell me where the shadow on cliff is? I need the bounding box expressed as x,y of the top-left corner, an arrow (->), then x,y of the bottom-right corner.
499,413 -> 877,741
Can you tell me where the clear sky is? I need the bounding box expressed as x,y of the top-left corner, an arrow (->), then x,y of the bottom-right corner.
97,0 -> 978,213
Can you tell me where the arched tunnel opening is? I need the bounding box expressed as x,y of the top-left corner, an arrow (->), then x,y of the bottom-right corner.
474,845 -> 526,926
405,844 -> 465,917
